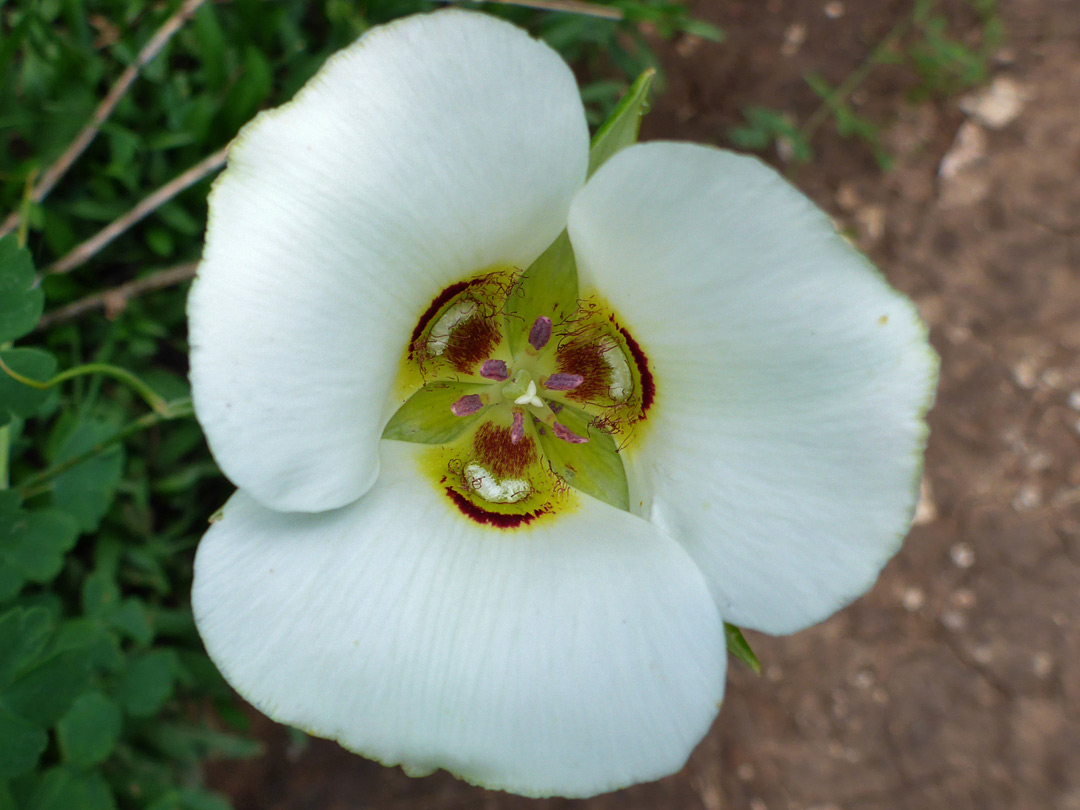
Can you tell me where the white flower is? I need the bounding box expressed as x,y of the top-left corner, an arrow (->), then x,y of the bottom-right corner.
188,9 -> 937,799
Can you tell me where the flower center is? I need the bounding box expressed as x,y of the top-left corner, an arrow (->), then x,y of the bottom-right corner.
386,251 -> 654,527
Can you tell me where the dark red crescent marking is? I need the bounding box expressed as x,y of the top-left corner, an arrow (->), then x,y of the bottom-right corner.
444,487 -> 547,528
618,326 -> 655,415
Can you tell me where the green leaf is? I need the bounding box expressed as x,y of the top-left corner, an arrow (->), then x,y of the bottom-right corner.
0,706 -> 48,779
3,508 -> 79,584
120,649 -> 177,718
0,348 -> 57,421
0,607 -> 54,687
49,419 -> 125,533
503,231 -> 579,358
109,599 -> 153,645
383,381 -> 491,445
0,647 -> 93,726
587,68 -> 655,177
534,402 -> 629,511
0,234 -> 43,343
25,768 -> 114,810
724,623 -> 762,674
57,691 -> 123,767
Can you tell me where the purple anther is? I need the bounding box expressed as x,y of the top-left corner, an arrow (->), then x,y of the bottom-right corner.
450,394 -> 484,417
528,316 -> 552,351
480,359 -> 509,381
511,411 -> 525,445
543,373 -> 584,391
552,421 -> 588,444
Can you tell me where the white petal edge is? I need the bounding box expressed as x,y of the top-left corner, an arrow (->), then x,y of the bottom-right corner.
193,440 -> 725,798
567,142 -> 938,635
188,10 -> 589,513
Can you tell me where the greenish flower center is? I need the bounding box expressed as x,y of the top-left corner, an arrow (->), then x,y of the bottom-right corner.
383,235 -> 654,526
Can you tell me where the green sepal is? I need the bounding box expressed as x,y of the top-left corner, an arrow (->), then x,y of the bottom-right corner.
534,402 -> 629,511
0,235 -> 43,343
382,381 -> 491,445
0,348 -> 57,423
588,68 -> 656,177
504,231 -> 579,358
724,623 -> 762,674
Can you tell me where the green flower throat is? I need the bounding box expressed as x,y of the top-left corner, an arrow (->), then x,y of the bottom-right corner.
383,233 -> 654,528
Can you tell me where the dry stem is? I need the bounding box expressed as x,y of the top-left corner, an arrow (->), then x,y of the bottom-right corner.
45,146 -> 227,276
36,262 -> 198,331
457,0 -> 623,19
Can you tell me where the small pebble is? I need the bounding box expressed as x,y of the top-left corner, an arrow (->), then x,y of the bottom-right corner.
972,643 -> 994,665
750,798 -> 768,810
902,586 -> 926,611
941,610 -> 967,631
737,763 -> 755,781
950,542 -> 976,568
1012,484 -> 1042,512
951,588 -> 976,609
766,665 -> 784,682
1032,652 -> 1053,678
824,1 -> 844,18
781,23 -> 807,56
852,669 -> 874,689
1069,390 -> 1080,411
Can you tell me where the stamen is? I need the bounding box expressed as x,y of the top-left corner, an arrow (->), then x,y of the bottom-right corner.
480,359 -> 509,381
543,373 -> 584,391
450,394 -> 484,417
513,380 -> 543,408
552,422 -> 588,444
528,316 -> 552,351
511,411 -> 525,444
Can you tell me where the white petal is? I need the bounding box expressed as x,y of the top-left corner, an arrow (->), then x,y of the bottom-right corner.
193,441 -> 725,798
189,10 -> 588,512
567,143 -> 937,635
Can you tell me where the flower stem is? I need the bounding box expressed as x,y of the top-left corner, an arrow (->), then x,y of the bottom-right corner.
0,356 -> 170,415
16,398 -> 194,496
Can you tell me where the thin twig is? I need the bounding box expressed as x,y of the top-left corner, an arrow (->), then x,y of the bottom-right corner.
35,262 -> 198,330
452,0 -> 623,20
45,147 -> 226,276
0,0 -> 209,240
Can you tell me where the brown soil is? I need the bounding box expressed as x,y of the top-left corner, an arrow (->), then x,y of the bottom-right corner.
207,0 -> 1080,807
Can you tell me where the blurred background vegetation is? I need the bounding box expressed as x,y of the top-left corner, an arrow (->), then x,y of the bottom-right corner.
0,1 -> 1000,808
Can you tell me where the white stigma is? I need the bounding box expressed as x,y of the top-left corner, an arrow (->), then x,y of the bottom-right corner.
513,379 -> 543,408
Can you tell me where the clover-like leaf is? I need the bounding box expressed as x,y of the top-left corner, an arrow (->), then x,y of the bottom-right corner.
534,402 -> 629,511
0,647 -> 94,727
57,691 -> 123,767
587,68 -> 655,177
0,606 -> 55,687
0,234 -> 43,343
120,649 -> 178,718
0,706 -> 48,779
49,418 -> 125,533
3,508 -> 79,585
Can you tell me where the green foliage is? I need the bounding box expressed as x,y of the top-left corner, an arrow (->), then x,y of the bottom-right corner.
908,0 -> 1003,97
728,0 -> 1002,167
1,2 -> 713,808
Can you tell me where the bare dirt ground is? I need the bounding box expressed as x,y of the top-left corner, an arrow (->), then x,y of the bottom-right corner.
208,0 -> 1080,807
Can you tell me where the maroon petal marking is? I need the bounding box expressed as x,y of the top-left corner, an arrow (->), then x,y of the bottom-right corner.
552,421 -> 588,444
480,359 -> 509,381
528,316 -> 552,351
543,373 -> 584,391
450,394 -> 484,417
511,411 -> 525,445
